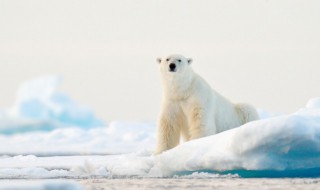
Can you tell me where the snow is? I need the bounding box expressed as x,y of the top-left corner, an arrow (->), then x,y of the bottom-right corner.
1,76 -> 103,134
0,180 -> 83,190
0,76 -> 155,155
0,119 -> 57,135
257,109 -> 283,120
0,104 -> 319,178
0,121 -> 156,155
0,76 -> 320,178
306,98 -> 320,109
151,108 -> 320,177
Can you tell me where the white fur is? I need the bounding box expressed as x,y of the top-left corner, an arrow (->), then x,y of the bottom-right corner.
155,54 -> 259,154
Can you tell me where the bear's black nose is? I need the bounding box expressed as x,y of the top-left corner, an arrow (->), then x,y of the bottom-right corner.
169,63 -> 176,71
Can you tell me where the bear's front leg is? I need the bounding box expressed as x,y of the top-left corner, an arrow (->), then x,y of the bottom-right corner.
155,103 -> 181,154
188,106 -> 215,140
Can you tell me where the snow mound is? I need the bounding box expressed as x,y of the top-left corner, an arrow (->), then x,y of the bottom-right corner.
149,107 -> 320,177
1,103 -> 320,178
306,98 -> 320,109
0,122 -> 156,155
1,76 -> 103,134
0,76 -> 155,155
1,76 -> 320,178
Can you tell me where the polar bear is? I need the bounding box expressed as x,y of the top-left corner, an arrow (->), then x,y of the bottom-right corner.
155,54 -> 259,154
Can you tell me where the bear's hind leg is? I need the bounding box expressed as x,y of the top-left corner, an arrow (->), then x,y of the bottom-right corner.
235,103 -> 259,124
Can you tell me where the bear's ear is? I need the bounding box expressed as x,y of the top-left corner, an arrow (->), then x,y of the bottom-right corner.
157,58 -> 162,64
187,58 -> 193,64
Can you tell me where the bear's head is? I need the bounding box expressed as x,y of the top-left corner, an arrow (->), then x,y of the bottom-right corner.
157,54 -> 193,75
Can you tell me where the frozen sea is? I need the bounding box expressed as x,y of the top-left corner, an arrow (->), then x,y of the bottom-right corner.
0,76 -> 319,189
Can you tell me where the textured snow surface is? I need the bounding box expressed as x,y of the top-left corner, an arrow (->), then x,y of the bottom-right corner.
0,121 -> 156,155
0,76 -> 320,178
152,108 -> 320,177
1,105 -> 319,178
0,76 -> 156,155
0,180 -> 83,190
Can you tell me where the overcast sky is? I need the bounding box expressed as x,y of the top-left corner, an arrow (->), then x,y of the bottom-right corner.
0,0 -> 320,122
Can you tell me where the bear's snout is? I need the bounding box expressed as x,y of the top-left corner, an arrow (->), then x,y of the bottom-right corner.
169,63 -> 176,72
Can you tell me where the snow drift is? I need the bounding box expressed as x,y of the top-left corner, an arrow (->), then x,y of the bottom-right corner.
0,76 -> 319,178
0,76 -> 155,155
1,76 -> 103,134
0,121 -> 156,155
151,107 -> 320,177
1,104 -> 320,178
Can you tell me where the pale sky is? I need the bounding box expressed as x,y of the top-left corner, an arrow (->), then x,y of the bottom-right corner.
0,0 -> 320,122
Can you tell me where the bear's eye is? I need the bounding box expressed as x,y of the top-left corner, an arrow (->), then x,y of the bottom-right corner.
166,58 -> 170,62
178,59 -> 181,62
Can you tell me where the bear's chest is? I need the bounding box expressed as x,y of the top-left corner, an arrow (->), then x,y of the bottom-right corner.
165,83 -> 195,101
